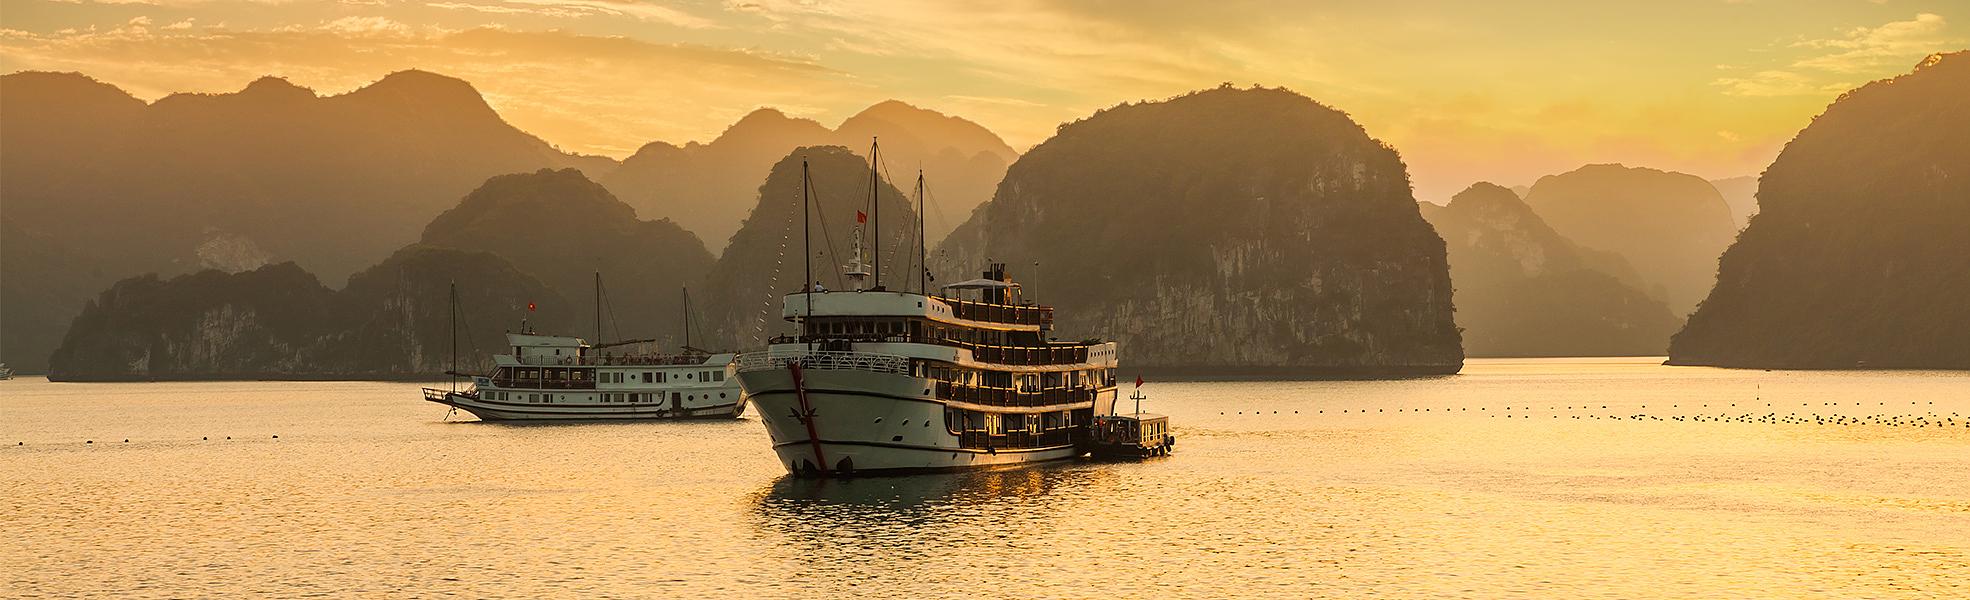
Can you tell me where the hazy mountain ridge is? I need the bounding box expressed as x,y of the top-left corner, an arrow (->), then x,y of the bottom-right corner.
936,86 -> 1463,375
1523,163 -> 1738,314
1671,52 -> 1970,369
0,70 -> 605,373
1421,183 -> 1681,357
599,102 -> 1014,254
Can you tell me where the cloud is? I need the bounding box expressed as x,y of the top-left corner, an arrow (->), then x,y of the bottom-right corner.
1714,13 -> 1961,97
501,0 -> 718,28
1790,13 -> 1957,73
320,16 -> 412,36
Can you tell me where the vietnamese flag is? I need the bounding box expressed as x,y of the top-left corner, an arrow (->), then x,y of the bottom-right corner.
1134,375 -> 1144,388
856,210 -> 867,224
527,302 -> 537,312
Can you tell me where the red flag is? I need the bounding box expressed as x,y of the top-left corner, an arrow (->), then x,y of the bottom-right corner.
856,210 -> 867,224
527,302 -> 537,312
1134,375 -> 1144,388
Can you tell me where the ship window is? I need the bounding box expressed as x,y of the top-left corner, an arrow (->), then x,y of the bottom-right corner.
529,393 -> 539,403
643,372 -> 653,383
713,371 -> 725,382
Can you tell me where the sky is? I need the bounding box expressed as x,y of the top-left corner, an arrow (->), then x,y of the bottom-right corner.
2,0 -> 1965,203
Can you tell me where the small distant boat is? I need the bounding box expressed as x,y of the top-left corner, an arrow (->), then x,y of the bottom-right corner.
1088,388 -> 1175,459
423,278 -> 747,421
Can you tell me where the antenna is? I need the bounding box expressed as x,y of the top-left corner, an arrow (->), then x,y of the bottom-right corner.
916,170 -> 927,294
868,137 -> 882,290
802,157 -> 814,350
449,281 -> 457,394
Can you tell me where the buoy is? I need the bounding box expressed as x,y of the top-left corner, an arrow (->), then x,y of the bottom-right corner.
86,440 -> 92,444
273,435 -> 278,439
203,437 -> 208,440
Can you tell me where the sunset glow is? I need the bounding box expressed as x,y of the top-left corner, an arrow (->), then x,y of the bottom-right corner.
2,1 -> 1964,201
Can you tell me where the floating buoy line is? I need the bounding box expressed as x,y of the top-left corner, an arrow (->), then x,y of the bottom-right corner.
1212,399 -> 1964,428
12,434 -> 286,446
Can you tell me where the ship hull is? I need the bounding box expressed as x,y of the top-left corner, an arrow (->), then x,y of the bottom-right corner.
738,367 -> 1093,476
427,392 -> 745,421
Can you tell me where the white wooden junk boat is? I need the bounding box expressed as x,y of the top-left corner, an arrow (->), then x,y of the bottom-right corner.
734,141 -> 1120,476
423,280 -> 747,421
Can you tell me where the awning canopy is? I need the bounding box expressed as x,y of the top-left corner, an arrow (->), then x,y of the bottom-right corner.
941,278 -> 1016,290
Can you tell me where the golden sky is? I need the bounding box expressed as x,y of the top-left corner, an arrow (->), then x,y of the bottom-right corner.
3,0 -> 1964,202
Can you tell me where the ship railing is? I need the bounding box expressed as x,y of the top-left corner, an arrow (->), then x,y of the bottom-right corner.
513,354 -> 715,367
765,334 -> 1095,366
734,349 -> 912,375
932,296 -> 1053,327
935,381 -> 1096,407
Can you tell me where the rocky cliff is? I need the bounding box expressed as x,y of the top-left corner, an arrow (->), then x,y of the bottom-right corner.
1421,183 -> 1681,357
420,168 -> 715,348
47,248 -> 571,381
936,86 -> 1462,375
1670,52 -> 1970,369
1523,164 -> 1737,314
702,146 -> 921,349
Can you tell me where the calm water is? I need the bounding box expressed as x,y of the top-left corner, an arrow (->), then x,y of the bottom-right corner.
4,358 -> 1966,598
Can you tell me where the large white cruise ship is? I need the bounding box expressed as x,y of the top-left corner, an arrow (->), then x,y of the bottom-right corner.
736,263 -> 1119,475
735,150 -> 1121,476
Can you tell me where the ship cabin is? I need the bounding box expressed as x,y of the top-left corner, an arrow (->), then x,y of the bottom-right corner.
775,263 -> 1121,452
474,331 -> 736,407
1089,412 -> 1174,458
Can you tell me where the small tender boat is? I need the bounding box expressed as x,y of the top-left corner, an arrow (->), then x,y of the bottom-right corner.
1088,389 -> 1175,459
0,362 -> 13,380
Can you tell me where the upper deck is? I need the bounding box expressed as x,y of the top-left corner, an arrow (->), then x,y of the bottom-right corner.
781,291 -> 1052,332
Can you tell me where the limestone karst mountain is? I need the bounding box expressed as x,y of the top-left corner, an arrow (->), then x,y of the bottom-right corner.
47,248 -> 571,381
419,168 -> 716,348
1522,164 -> 1738,314
1421,183 -> 1681,357
0,70 -> 605,373
1671,52 -> 1970,369
936,86 -> 1463,375
701,146 -> 922,349
1709,175 -> 1760,230
599,101 -> 1015,254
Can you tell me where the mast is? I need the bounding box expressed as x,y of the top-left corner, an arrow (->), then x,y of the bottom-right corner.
869,137 -> 880,290
916,170 -> 926,294
681,287 -> 692,349
802,158 -> 813,350
449,281 -> 457,393
593,271 -> 602,345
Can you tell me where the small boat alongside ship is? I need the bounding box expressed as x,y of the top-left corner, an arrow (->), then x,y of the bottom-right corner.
1089,388 -> 1175,459
734,142 -> 1128,476
422,280 -> 746,421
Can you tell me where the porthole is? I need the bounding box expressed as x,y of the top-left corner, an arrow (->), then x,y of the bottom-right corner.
719,393 -> 727,398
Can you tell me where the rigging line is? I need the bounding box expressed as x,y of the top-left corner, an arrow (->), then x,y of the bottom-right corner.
807,167 -> 847,290
873,150 -> 919,291
452,285 -> 485,374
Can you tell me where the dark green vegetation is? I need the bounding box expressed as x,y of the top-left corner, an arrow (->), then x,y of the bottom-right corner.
0,70 -> 603,373
1422,183 -> 1681,357
1524,164 -> 1737,314
702,146 -> 922,348
1672,52 -> 1970,369
49,248 -> 570,380
937,86 -> 1463,375
600,101 -> 1014,253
